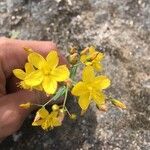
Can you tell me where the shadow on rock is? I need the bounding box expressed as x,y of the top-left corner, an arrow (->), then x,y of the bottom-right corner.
0,95 -> 98,150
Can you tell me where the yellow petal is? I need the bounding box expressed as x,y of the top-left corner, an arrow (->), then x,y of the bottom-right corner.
19,102 -> 31,109
71,82 -> 88,96
46,51 -> 59,69
96,52 -> 104,61
85,61 -> 92,66
41,120 -> 49,130
80,55 -> 87,63
52,65 -> 70,81
89,46 -> 96,54
78,93 -> 90,110
19,81 -> 31,89
49,111 -> 58,118
42,76 -> 57,94
13,69 -> 26,80
92,91 -> 105,106
93,76 -> 110,90
25,63 -> 35,74
28,52 -> 46,69
34,85 -> 43,91
92,62 -> 103,71
36,107 -> 49,119
52,118 -> 62,127
25,70 -> 43,86
32,119 -> 45,126
82,66 -> 95,82
32,107 -> 49,127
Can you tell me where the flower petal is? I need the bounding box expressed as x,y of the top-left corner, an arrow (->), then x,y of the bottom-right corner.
28,52 -> 46,69
49,111 -> 62,127
96,52 -> 104,61
52,118 -> 62,127
25,70 -> 43,86
42,76 -> 57,94
25,63 -> 35,74
19,81 -> 31,89
13,69 -> 26,80
78,93 -> 90,110
34,85 -> 43,91
71,82 -> 88,96
32,119 -> 45,126
41,120 -> 49,130
82,66 -> 95,82
36,107 -> 49,119
92,91 -> 105,106
92,62 -> 102,71
52,65 -> 70,81
93,76 -> 110,90
46,51 -> 59,69
80,55 -> 87,63
89,46 -> 96,54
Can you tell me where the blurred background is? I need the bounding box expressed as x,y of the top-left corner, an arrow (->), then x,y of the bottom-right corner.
0,0 -> 150,149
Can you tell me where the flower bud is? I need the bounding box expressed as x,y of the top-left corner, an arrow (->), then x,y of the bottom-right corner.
52,104 -> 59,111
111,99 -> 126,109
69,47 -> 78,54
20,102 -> 31,109
24,47 -> 34,53
68,53 -> 78,65
90,52 -> 99,61
65,78 -> 73,88
80,47 -> 89,55
60,108 -> 66,113
70,114 -> 77,120
80,110 -> 86,116
98,104 -> 107,112
58,110 -> 65,122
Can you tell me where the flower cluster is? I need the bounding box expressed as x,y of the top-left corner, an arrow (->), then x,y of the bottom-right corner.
13,50 -> 70,94
13,46 -> 126,130
32,105 -> 64,130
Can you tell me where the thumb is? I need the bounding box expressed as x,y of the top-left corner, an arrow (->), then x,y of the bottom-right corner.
0,90 -> 48,139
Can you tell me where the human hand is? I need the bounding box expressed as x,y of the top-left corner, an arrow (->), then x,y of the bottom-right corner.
0,38 -> 66,141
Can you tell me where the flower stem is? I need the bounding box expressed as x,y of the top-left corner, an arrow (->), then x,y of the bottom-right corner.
32,103 -> 43,107
43,97 -> 54,107
71,62 -> 82,67
65,106 -> 71,117
63,86 -> 69,108
43,86 -> 66,107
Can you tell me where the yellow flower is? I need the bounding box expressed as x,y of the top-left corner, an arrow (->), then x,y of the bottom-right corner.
19,102 -> 31,109
71,66 -> 110,110
32,107 -> 62,130
80,46 -> 104,71
13,63 -> 36,89
24,51 -> 70,94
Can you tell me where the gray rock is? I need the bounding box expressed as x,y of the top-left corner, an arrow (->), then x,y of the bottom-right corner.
0,0 -> 150,149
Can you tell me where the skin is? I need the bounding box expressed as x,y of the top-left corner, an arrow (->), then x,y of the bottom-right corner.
0,37 -> 67,141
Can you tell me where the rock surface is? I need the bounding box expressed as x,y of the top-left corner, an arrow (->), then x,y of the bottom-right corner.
0,0 -> 150,149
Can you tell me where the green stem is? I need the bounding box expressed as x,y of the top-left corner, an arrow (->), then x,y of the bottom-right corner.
32,103 -> 43,107
43,97 -> 54,107
43,86 -> 66,107
65,106 -> 71,117
63,86 -> 69,108
71,62 -> 82,67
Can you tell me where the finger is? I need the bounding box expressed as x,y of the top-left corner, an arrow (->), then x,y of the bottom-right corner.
0,38 -> 67,95
0,90 -> 49,139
